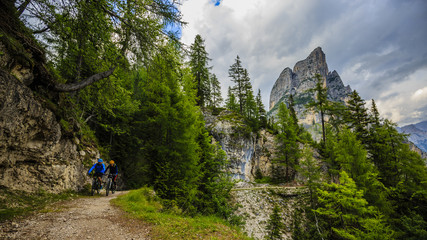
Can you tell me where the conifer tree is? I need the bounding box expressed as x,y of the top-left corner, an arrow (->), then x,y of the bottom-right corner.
266,205 -> 284,240
256,89 -> 267,128
225,86 -> 239,112
228,56 -> 252,114
298,146 -> 321,206
288,94 -> 299,128
370,99 -> 381,126
274,102 -> 300,182
345,90 -> 370,144
138,50 -> 200,211
244,87 -> 257,119
189,34 -> 211,107
315,171 -> 394,240
210,73 -> 223,108
305,74 -> 330,145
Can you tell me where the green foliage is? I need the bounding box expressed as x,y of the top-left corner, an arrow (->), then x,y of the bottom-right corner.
0,189 -> 80,222
254,168 -> 272,183
344,90 -> 370,143
226,86 -> 240,112
273,103 -> 301,182
305,74 -> 331,145
210,73 -> 223,108
297,146 -> 321,205
398,212 -> 427,240
315,171 -> 394,240
189,34 -> 211,107
265,205 -> 284,240
112,188 -> 251,240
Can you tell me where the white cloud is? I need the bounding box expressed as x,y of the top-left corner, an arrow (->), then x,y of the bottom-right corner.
412,86 -> 427,102
180,0 -> 427,125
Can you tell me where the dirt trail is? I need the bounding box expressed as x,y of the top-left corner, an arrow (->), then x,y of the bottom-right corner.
0,191 -> 151,240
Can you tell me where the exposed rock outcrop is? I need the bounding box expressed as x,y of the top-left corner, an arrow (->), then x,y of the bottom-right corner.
400,121 -> 427,155
204,110 -> 276,181
268,47 -> 351,125
232,184 -> 309,239
0,69 -> 96,193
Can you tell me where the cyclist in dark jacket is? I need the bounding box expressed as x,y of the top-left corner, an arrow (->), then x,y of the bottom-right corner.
106,160 -> 118,188
88,158 -> 106,186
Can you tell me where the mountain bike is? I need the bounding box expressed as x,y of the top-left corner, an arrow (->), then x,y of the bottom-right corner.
91,175 -> 102,196
105,174 -> 117,196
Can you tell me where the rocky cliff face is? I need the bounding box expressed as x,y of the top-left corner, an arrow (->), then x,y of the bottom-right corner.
268,47 -> 351,125
231,184 -> 309,239
0,69 -> 97,193
204,110 -> 276,181
400,120 -> 427,155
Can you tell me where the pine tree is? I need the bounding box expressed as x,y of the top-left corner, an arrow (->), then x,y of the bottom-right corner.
189,34 -> 211,107
274,102 -> 301,182
305,74 -> 330,145
210,73 -> 223,108
256,89 -> 267,128
228,56 -> 252,114
244,87 -> 257,119
225,86 -> 239,112
288,94 -> 298,128
266,205 -> 284,240
370,99 -> 381,126
345,90 -> 370,144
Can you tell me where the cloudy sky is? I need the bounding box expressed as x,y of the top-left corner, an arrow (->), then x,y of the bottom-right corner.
179,0 -> 427,126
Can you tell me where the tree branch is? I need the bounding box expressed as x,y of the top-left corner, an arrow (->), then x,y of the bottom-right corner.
53,65 -> 117,92
33,26 -> 49,34
17,0 -> 31,16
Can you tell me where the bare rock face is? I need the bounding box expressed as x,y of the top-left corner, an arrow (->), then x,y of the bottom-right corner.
232,186 -> 309,240
204,110 -> 276,181
268,47 -> 351,126
0,69 -> 96,193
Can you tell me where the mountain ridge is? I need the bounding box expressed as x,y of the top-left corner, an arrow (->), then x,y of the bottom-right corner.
399,120 -> 427,153
268,47 -> 351,126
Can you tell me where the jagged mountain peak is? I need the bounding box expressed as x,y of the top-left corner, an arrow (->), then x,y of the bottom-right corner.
293,47 -> 328,79
269,47 -> 351,127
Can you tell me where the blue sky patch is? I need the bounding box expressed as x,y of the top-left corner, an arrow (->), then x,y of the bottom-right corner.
211,0 -> 221,6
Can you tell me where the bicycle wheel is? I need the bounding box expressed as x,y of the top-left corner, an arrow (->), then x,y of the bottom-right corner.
91,179 -> 95,196
112,182 -> 116,194
96,179 -> 100,194
106,179 -> 111,196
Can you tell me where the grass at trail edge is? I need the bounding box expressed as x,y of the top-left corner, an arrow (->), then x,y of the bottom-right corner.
112,187 -> 252,240
0,189 -> 86,222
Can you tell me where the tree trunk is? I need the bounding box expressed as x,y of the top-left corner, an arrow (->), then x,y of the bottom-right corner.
53,66 -> 117,92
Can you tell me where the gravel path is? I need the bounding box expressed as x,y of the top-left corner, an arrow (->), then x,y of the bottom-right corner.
0,191 -> 151,240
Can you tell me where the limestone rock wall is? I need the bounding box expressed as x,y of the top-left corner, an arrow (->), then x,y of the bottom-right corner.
231,184 -> 309,239
268,47 -> 351,127
0,69 -> 97,193
204,110 -> 276,181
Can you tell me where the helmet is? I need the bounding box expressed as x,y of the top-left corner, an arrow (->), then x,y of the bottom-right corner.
109,160 -> 114,164
98,158 -> 103,163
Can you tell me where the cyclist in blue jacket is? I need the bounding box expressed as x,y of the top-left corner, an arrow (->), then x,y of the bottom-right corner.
88,158 -> 106,187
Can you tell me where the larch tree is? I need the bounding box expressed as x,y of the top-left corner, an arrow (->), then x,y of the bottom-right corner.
17,0 -> 183,92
